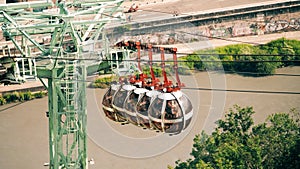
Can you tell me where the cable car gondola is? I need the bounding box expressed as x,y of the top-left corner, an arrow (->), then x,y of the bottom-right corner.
147,47 -> 193,134
102,81 -> 122,121
122,42 -> 152,125
131,44 -> 161,128
112,83 -> 137,122
148,89 -> 193,134
111,41 -> 146,124
102,42 -> 193,135
124,87 -> 148,125
103,41 -> 143,123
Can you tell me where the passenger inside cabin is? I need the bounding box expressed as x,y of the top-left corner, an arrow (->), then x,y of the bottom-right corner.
103,89 -> 113,106
165,100 -> 179,119
137,96 -> 150,113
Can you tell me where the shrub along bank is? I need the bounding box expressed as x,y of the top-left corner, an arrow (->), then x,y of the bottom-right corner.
183,38 -> 300,76
0,91 -> 47,105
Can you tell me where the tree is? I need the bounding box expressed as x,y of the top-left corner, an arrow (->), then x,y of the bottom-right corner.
171,105 -> 300,169
252,111 -> 300,168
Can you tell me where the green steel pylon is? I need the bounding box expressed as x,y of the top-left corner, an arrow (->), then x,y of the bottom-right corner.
0,0 -> 124,168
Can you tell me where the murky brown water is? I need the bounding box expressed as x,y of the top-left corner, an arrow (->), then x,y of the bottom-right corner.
0,67 -> 299,169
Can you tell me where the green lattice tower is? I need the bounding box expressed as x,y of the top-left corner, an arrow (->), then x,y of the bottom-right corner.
0,0 -> 124,168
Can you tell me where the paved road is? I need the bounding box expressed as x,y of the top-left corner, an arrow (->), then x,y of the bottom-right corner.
121,0 -> 289,23
175,31 -> 300,53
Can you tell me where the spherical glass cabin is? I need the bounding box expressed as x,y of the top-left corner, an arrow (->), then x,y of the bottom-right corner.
102,83 -> 121,122
136,90 -> 161,129
148,90 -> 193,134
123,87 -> 149,125
112,84 -> 136,122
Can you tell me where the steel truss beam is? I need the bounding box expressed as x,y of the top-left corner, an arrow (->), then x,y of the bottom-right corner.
0,1 -> 124,168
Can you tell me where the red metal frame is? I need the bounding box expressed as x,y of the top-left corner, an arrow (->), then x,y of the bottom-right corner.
116,41 -> 184,91
160,47 -> 173,92
129,41 -> 147,86
172,48 -> 184,89
147,44 -> 160,88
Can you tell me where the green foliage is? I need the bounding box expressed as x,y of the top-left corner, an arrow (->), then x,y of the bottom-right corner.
33,91 -> 46,98
182,38 -> 300,76
217,105 -> 254,136
152,66 -> 163,77
176,58 -> 193,75
90,76 -> 114,88
185,54 -> 202,70
23,91 -> 33,101
252,112 -> 300,168
3,92 -> 19,103
142,65 -> 162,77
18,92 -> 25,102
178,66 -> 192,75
0,91 -> 46,106
260,38 -> 298,67
0,96 -> 6,105
173,105 -> 300,169
114,24 -> 131,33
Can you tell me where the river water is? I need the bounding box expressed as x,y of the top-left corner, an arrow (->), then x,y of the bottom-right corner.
0,67 -> 299,169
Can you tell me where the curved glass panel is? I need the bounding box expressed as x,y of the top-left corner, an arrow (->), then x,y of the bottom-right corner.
164,100 -> 182,119
136,94 -> 152,128
113,88 -> 127,108
102,87 -> 116,121
148,97 -> 164,131
178,94 -> 193,130
102,87 -> 113,107
163,100 -> 184,134
112,88 -> 129,122
136,95 -> 151,116
180,94 -> 193,115
124,92 -> 139,124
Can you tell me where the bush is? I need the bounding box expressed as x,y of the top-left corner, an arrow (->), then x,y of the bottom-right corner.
0,91 -> 46,106
18,92 -> 25,102
90,76 -> 113,89
164,65 -> 173,75
178,66 -> 192,75
23,91 -> 33,101
33,91 -> 46,98
142,65 -> 162,77
91,82 -> 109,88
3,92 -> 19,103
185,54 -> 203,70
0,96 -> 6,105
2,94 -> 10,103
181,38 -> 300,76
